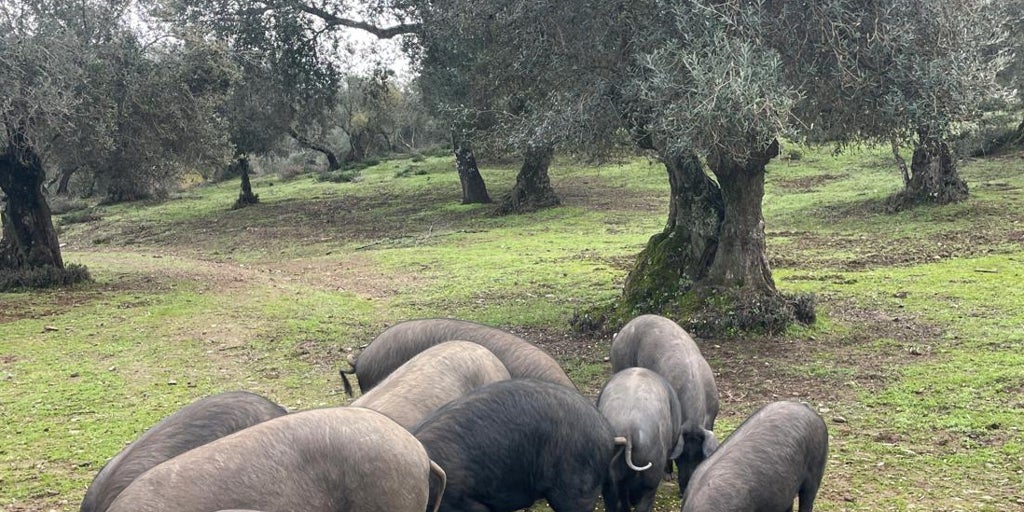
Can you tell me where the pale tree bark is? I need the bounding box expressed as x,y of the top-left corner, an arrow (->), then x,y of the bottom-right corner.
890,131 -> 968,209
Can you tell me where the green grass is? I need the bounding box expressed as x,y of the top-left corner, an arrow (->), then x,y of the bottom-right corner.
3,148 -> 1024,511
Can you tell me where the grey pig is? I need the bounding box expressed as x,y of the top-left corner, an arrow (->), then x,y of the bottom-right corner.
611,314 -> 720,493
682,401 -> 828,512
351,340 -> 511,429
340,318 -> 575,395
80,390 -> 287,512
106,407 -> 447,512
413,379 -> 627,512
598,367 -> 684,512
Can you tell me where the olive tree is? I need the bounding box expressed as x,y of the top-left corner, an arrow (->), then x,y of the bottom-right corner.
2,0 -> 234,281
1000,0 -> 1024,144
92,36 -> 235,202
214,9 -> 343,206
412,0 -> 1006,333
0,2 -> 84,272
778,0 -> 1008,208
337,69 -> 401,162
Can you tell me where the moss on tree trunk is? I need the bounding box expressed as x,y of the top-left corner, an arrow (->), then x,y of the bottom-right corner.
576,142 -> 811,337
618,151 -> 723,314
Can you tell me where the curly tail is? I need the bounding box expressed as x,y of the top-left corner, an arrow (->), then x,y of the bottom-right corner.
613,436 -> 653,472
429,460 -> 447,512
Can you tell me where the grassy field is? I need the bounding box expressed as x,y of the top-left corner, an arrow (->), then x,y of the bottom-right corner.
1,145 -> 1023,511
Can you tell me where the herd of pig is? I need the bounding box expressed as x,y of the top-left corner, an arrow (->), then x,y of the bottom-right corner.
78,314 -> 829,512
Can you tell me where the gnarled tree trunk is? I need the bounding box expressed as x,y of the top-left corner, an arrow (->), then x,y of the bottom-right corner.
608,142 -> 805,336
496,144 -> 559,215
289,128 -> 342,171
619,151 -> 723,312
231,156 -> 259,209
0,140 -> 64,270
344,131 -> 370,164
704,141 -> 779,294
452,132 -> 491,204
891,133 -> 968,209
48,166 -> 77,196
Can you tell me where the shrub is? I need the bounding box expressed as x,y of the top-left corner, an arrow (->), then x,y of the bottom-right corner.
316,170 -> 362,183
395,166 -> 429,178
58,210 -> 102,226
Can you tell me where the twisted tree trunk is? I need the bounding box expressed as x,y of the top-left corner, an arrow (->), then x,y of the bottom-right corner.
609,142 -> 802,335
619,151 -> 723,312
891,132 -> 968,209
496,144 -> 559,214
231,156 -> 259,209
0,137 -> 64,270
452,132 -> 491,204
704,141 -> 779,294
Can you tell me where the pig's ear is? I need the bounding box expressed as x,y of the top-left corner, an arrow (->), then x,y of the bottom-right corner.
669,433 -> 685,460
702,430 -> 719,458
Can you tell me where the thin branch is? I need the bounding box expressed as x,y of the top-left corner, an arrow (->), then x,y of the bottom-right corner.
891,138 -> 910,186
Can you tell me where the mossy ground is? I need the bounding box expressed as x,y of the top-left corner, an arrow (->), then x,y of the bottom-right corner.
2,147 -> 1023,511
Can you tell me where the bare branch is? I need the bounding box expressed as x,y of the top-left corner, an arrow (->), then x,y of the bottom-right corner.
294,3 -> 419,38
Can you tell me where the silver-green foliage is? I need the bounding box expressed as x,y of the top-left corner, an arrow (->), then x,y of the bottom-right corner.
401,0 -> 1009,160
1,0 -> 236,200
634,0 -> 798,160
784,0 -> 1009,145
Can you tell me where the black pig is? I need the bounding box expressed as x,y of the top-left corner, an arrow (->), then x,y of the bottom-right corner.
597,368 -> 683,512
682,401 -> 828,512
611,314 -> 720,493
412,379 -> 622,512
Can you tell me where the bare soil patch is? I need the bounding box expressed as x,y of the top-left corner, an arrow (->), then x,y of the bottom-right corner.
557,175 -> 665,213
506,296 -> 940,420
773,173 -> 850,192
770,226 -> 1024,271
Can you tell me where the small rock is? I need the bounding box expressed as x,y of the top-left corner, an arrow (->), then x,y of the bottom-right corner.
167,379 -> 178,386
602,356 -> 610,362
69,372 -> 80,378
43,326 -> 59,332
833,416 -> 848,424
